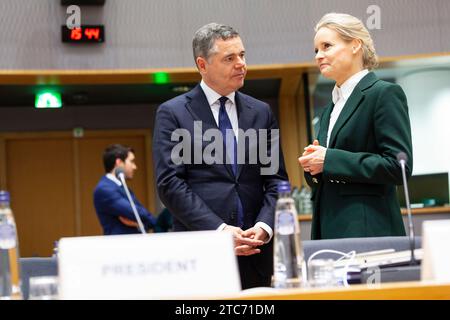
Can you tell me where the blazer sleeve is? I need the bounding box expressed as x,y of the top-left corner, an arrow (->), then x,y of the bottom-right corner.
304,172 -> 322,187
94,185 -> 155,227
130,191 -> 156,228
153,103 -> 225,231
323,84 -> 413,185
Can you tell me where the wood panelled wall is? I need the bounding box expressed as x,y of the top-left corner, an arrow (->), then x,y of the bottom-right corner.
0,63 -> 329,257
0,64 -> 312,188
0,54 -> 447,257
0,130 -> 155,257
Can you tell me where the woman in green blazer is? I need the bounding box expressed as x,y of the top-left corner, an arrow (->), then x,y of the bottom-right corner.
298,13 -> 413,240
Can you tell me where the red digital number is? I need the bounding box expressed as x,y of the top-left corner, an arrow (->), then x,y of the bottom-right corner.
84,28 -> 100,40
70,28 -> 82,40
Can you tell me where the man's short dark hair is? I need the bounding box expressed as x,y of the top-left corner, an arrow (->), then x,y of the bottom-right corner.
103,144 -> 134,173
192,23 -> 239,63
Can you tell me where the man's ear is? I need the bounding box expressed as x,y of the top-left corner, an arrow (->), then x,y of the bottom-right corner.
196,56 -> 207,73
114,158 -> 123,168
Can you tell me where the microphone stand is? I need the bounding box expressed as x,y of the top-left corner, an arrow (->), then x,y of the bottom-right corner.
359,154 -> 420,284
399,159 -> 417,265
117,172 -> 146,234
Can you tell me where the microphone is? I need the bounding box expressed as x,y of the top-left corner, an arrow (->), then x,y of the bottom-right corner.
397,152 -> 417,265
115,167 -> 146,234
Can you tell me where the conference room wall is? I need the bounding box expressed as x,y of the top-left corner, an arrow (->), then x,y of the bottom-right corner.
0,129 -> 153,257
4,137 -> 77,257
0,104 -> 157,132
1,0 -> 449,69
0,96 -> 279,256
397,69 -> 450,180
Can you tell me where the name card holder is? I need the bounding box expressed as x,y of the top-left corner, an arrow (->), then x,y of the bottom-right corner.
58,231 -> 241,299
421,219 -> 450,282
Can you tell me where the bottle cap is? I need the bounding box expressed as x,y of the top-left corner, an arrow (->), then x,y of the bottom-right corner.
277,181 -> 291,193
0,190 -> 10,203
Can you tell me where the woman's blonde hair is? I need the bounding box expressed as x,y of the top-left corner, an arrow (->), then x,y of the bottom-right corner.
315,13 -> 379,70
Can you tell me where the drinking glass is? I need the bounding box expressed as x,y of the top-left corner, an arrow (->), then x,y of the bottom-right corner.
28,276 -> 59,300
307,259 -> 336,288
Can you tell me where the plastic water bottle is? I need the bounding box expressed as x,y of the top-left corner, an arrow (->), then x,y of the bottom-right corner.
297,186 -> 306,214
0,191 -> 22,300
291,187 -> 300,214
302,187 -> 313,215
52,241 -> 59,258
273,181 -> 305,288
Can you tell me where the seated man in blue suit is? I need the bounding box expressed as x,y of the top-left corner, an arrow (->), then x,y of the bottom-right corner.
93,144 -> 156,235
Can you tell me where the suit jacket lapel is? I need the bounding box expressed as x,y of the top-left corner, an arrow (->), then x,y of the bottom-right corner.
235,92 -> 254,180
186,85 -> 235,178
327,72 -> 379,148
185,84 -> 218,130
318,102 -> 333,146
328,90 -> 363,148
104,176 -> 127,198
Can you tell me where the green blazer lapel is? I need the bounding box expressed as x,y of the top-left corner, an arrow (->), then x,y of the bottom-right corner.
328,72 -> 379,148
318,102 -> 333,146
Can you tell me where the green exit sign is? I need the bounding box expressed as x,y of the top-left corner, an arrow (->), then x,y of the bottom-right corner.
35,92 -> 62,109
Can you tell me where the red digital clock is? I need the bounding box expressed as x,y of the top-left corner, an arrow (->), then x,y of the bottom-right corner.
62,25 -> 105,43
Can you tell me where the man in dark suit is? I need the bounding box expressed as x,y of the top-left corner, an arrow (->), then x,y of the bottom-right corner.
93,144 -> 156,235
153,23 -> 288,289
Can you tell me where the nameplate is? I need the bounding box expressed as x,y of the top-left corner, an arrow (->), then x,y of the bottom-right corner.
421,219 -> 450,282
58,231 -> 241,299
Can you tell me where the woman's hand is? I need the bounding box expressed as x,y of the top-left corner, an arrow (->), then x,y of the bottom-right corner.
298,140 -> 327,175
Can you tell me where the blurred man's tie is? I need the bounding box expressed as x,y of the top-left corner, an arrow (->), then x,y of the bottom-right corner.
218,96 -> 244,228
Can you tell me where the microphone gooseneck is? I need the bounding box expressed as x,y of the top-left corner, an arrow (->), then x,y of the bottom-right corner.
115,167 -> 146,234
396,152 -> 408,163
397,152 -> 417,265
115,167 -> 125,180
